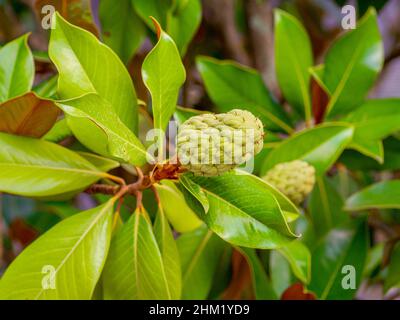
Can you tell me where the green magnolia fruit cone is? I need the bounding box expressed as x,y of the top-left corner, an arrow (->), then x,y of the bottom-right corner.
263,160 -> 316,205
177,109 -> 264,176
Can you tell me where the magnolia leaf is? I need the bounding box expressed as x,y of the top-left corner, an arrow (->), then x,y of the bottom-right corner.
384,242 -> 400,292
179,174 -> 209,213
33,75 -> 58,99
132,0 -> 173,29
345,180 -> 400,211
275,9 -> 313,121
0,92 -> 59,138
261,123 -> 354,176
0,34 -> 34,103
238,247 -> 277,299
345,99 -> 400,162
142,17 -> 186,134
309,220 -> 369,300
99,0 -> 145,64
0,200 -> 115,299
196,56 -> 292,133
77,152 -> 120,172
270,250 -> 292,297
155,180 -> 203,233
103,207 -> 179,299
43,118 -> 72,143
278,240 -> 311,284
153,205 -> 182,299
49,13 -> 138,132
324,9 -> 383,118
309,176 -> 350,238
168,0 -> 202,55
181,171 -> 297,249
57,93 -> 149,166
0,132 -> 109,197
177,224 -> 227,299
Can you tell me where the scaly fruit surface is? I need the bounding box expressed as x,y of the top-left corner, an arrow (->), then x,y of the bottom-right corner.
177,109 -> 264,176
263,160 -> 316,204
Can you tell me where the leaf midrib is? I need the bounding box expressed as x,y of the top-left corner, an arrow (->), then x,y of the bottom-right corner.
183,230 -> 213,283
325,31 -> 367,116
0,162 -> 105,177
281,24 -> 311,120
202,188 -> 290,234
34,201 -> 114,299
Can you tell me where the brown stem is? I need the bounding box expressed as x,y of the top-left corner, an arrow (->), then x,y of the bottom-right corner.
135,191 -> 143,209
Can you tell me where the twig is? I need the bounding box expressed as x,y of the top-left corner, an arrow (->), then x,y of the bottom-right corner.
151,185 -> 161,204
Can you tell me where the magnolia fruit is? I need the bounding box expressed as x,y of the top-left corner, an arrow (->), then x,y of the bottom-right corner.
263,160 -> 316,204
177,109 -> 264,176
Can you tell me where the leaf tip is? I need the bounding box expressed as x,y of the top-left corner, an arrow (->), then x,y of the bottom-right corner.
149,16 -> 162,39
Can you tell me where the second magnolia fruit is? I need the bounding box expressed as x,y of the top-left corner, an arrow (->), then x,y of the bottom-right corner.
263,160 -> 316,205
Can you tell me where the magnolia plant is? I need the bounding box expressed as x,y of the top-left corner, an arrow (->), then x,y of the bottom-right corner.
0,2 -> 399,301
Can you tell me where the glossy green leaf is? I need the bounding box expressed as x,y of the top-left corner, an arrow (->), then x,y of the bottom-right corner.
0,200 -> 115,299
345,99 -> 400,141
384,242 -> 400,292
99,0 -> 145,64
309,64 -> 330,94
77,152 -> 120,172
309,220 -> 369,299
207,245 -> 233,299
179,174 -> 209,213
49,13 -> 138,132
155,180 -> 203,233
132,0 -> 173,29
270,250 -> 292,297
33,75 -> 58,99
181,171 -> 297,249
103,207 -> 179,299
0,92 -> 59,138
345,99 -> 400,162
142,18 -> 186,134
43,118 -> 72,143
240,170 -> 299,217
345,180 -> 400,211
153,206 -> 182,299
177,224 -> 227,299
364,243 -> 384,277
261,123 -> 354,176
275,9 -> 312,121
340,137 -> 400,171
349,139 -> 383,163
0,132 -> 108,197
309,176 -> 350,238
238,247 -> 277,300
168,0 -> 202,55
0,34 -> 34,103
324,9 -> 383,118
278,240 -> 311,284
57,93 -> 149,166
196,56 -> 292,133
